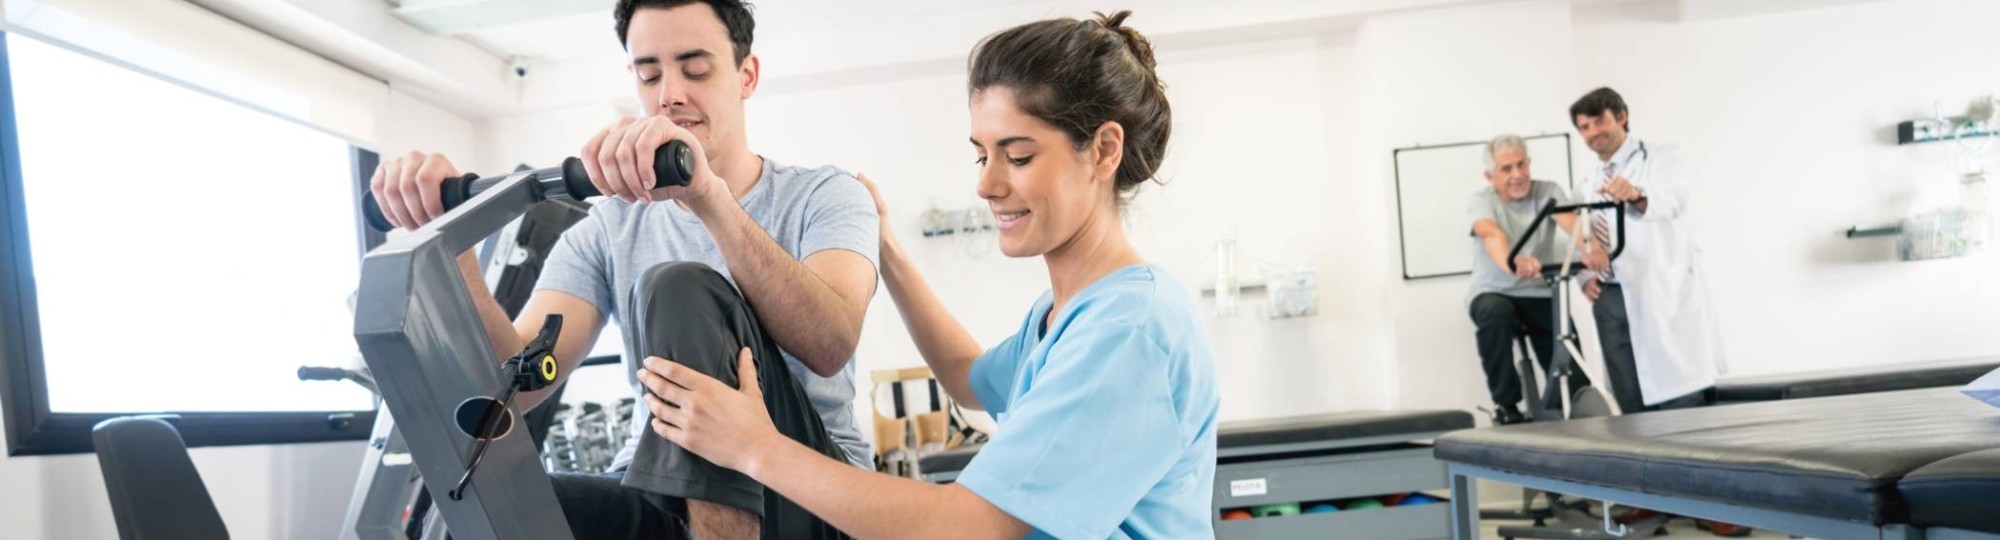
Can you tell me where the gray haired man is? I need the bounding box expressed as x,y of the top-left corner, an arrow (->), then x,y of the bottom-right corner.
1466,134 -> 1588,425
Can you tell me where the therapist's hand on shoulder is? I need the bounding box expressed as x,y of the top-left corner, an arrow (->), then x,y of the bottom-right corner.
856,172 -> 897,248
637,349 -> 780,472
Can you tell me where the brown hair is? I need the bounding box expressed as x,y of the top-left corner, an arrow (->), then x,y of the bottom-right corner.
969,10 -> 1172,199
1570,87 -> 1630,131
615,0 -> 756,65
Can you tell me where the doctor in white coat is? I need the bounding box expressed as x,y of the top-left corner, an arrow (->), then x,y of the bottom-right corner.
1571,87 -> 1726,414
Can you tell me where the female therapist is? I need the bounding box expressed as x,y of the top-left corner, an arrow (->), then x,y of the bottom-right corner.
634,10 -> 1221,540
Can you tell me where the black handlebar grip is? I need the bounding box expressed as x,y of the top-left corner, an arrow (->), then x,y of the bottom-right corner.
361,172 -> 482,232
656,139 -> 695,188
362,196 -> 393,232
362,141 -> 694,232
298,366 -> 347,381
439,174 -> 474,211
562,140 -> 696,199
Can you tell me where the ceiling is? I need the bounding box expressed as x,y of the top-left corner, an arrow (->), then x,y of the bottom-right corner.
395,0 -> 1030,63
185,0 -> 1898,120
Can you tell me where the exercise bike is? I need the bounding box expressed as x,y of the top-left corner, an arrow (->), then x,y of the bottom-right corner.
1478,199 -> 1667,540
333,142 -> 693,540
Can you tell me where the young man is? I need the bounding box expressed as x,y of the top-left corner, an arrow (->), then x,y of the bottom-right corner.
1466,134 -> 1588,425
370,1 -> 878,537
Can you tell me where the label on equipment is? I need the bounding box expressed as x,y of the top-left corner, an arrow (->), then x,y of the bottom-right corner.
1229,478 -> 1267,497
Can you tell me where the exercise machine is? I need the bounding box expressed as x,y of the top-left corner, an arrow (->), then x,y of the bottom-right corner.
342,142 -> 690,540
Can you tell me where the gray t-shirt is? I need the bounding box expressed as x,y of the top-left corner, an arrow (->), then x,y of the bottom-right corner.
1467,180 -> 1571,304
537,157 -> 879,469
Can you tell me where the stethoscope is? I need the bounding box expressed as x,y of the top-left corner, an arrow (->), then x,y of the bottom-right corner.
1601,140 -> 1648,183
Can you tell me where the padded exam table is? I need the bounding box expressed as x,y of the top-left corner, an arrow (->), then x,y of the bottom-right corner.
1709,357 -> 2000,403
1435,387 -> 2000,539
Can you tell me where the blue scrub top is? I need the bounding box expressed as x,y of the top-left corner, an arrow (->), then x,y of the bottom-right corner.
959,264 -> 1221,540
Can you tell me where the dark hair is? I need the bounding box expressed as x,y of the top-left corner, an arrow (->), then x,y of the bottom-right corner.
968,10 -> 1171,199
1569,87 -> 1630,131
615,0 -> 756,65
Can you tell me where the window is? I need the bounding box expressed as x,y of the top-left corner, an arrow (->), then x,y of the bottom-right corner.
1,32 -> 379,454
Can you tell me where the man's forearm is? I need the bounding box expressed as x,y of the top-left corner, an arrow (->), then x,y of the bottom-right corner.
457,251 -> 524,364
456,251 -> 566,411
1480,232 -> 1515,269
699,203 -> 862,376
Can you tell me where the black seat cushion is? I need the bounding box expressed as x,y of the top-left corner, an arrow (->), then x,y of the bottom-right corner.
1712,357 -> 2000,402
92,417 -> 230,540
1434,388 -> 2000,524
1218,410 -> 1473,449
1901,447 -> 2000,534
918,443 -> 982,473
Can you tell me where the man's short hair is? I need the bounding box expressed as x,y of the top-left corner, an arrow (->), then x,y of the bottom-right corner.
1484,134 -> 1527,173
615,0 -> 756,65
1569,87 -> 1629,131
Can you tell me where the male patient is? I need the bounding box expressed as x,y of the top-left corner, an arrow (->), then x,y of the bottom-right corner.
369,1 -> 877,537
1466,134 -> 1588,425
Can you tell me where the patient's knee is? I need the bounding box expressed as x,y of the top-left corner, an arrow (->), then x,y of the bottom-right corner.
1470,294 -> 1517,326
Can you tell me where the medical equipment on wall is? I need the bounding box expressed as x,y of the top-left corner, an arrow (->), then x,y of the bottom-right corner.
1898,95 -> 1998,260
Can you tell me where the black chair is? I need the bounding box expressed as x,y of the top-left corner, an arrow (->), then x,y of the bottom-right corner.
92,416 -> 229,540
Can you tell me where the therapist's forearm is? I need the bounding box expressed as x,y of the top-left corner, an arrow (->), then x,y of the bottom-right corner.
879,237 -> 986,409
745,440 -> 1027,539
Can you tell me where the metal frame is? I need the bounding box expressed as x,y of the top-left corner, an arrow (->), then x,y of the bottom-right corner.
1927,528 -> 2000,540
1218,432 -> 1449,459
352,167 -> 586,540
921,468 -> 960,484
341,407 -> 423,540
1446,463 -> 1924,540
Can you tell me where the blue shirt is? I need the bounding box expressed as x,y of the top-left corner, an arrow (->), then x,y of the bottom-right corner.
959,264 -> 1221,540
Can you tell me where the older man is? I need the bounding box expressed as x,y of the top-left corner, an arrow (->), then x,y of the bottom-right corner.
1466,134 -> 1587,425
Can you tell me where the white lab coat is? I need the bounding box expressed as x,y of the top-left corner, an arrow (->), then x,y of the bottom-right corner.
1582,137 -> 1727,405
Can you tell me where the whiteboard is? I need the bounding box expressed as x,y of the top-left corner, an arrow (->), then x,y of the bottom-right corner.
1394,134 -> 1573,280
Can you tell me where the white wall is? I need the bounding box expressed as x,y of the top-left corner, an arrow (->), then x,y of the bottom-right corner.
471,0 -> 2000,443
1572,0 -> 2000,376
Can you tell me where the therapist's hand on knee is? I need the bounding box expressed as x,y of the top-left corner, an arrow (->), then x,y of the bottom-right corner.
637,349 -> 779,472
1584,278 -> 1603,302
